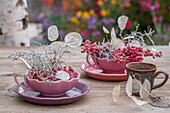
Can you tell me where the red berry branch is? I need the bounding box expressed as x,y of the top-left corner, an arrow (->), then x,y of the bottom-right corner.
30,61 -> 74,81
9,25 -> 83,82
30,56 -> 75,81
9,50 -> 75,82
81,40 -> 162,63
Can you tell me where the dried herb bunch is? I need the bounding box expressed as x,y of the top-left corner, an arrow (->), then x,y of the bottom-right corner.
81,16 -> 162,63
9,25 -> 82,82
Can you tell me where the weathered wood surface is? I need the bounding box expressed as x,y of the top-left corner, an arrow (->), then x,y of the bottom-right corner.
0,46 -> 170,113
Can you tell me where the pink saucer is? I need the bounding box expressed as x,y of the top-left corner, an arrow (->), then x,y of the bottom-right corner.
14,82 -> 90,105
81,62 -> 127,81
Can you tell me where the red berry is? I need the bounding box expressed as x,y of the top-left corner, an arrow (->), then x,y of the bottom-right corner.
50,77 -> 54,80
54,69 -> 57,72
63,69 -> 67,72
81,47 -> 85,49
147,49 -> 151,52
69,78 -> 72,80
43,73 -> 47,78
31,71 -> 34,75
130,55 -> 133,58
69,66 -> 74,72
84,44 -> 89,47
33,76 -> 37,79
32,66 -> 35,69
144,53 -> 147,57
38,77 -> 42,81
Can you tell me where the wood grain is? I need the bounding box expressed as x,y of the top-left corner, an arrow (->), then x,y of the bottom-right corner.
0,46 -> 170,113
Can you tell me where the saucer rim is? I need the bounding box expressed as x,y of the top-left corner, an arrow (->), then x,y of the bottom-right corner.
80,62 -> 127,76
14,82 -> 90,101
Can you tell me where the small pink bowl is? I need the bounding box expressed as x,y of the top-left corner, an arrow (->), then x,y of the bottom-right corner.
14,72 -> 80,96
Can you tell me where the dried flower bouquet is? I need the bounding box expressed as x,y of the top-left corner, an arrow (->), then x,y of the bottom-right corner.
9,25 -> 83,82
81,15 -> 162,63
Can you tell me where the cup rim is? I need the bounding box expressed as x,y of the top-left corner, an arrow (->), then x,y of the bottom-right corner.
126,62 -> 157,72
90,53 -> 126,63
26,71 -> 80,83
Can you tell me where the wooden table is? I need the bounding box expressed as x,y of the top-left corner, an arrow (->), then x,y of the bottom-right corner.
0,46 -> 170,113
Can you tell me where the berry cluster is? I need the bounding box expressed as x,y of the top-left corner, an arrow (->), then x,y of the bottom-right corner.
81,40 -> 99,53
111,46 -> 144,63
143,49 -> 162,58
81,40 -> 162,63
30,57 -> 74,81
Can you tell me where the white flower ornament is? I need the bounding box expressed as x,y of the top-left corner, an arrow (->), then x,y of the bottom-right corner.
48,25 -> 59,41
64,32 -> 82,48
56,71 -> 70,80
103,26 -> 109,34
118,15 -> 128,31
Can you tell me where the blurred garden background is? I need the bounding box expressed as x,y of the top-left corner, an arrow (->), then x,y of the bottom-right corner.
28,0 -> 169,45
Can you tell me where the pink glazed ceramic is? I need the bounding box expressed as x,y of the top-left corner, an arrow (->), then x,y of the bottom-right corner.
14,82 -> 90,105
14,72 -> 80,96
81,62 -> 127,81
86,53 -> 126,73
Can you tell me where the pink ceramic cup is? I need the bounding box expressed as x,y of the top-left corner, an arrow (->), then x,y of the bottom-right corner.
86,53 -> 126,73
14,72 -> 80,96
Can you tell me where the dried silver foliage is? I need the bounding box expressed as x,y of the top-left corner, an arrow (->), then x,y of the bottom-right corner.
98,17 -> 156,60
9,25 -> 82,81
9,49 -> 69,80
120,24 -> 155,48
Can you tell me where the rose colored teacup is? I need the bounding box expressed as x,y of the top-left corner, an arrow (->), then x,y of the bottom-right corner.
126,62 -> 169,92
14,72 -> 80,96
86,53 -> 126,73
